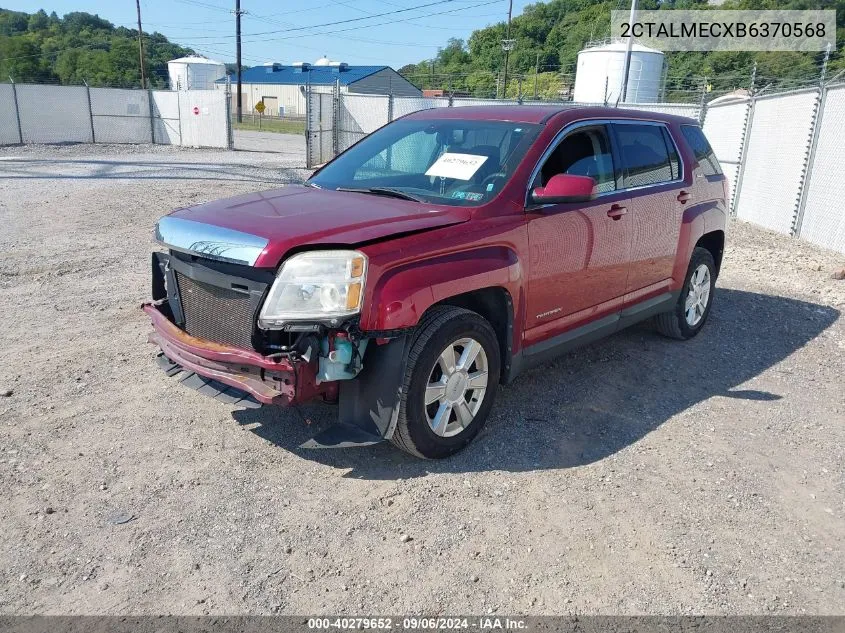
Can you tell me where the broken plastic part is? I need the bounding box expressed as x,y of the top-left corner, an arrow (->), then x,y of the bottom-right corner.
316,334 -> 368,384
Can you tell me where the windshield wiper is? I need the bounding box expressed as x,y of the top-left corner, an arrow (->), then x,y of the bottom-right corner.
335,186 -> 423,202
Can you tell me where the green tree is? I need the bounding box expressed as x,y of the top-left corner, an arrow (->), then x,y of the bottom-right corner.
0,8 -> 194,87
400,0 -> 844,99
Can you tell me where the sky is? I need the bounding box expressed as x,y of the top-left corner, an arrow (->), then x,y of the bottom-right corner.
5,0 -> 533,68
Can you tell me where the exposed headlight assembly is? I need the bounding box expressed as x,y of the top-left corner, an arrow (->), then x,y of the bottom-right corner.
258,250 -> 367,328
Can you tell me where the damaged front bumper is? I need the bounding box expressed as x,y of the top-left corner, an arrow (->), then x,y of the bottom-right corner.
143,299 -> 410,449
143,300 -> 336,406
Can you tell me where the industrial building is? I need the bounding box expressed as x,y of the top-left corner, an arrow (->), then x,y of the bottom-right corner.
215,59 -> 421,117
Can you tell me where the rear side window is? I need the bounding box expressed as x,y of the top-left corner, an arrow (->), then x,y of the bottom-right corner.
615,123 -> 678,188
681,125 -> 723,176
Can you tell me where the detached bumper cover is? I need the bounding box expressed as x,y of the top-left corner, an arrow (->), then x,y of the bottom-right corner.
143,301 -> 328,405
143,299 -> 411,450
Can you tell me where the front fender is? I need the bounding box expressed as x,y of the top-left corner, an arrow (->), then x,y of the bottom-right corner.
359,245 -> 523,333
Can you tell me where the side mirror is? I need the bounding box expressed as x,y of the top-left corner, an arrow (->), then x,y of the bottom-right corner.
531,174 -> 597,205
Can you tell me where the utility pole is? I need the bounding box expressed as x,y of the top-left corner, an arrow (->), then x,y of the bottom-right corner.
135,0 -> 146,89
620,0 -> 638,103
501,0 -> 514,99
234,0 -> 245,123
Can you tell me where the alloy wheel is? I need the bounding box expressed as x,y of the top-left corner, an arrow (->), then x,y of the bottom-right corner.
424,337 -> 489,437
685,264 -> 711,326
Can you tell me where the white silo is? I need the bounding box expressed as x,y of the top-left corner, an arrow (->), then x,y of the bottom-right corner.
573,41 -> 665,104
167,56 -> 227,90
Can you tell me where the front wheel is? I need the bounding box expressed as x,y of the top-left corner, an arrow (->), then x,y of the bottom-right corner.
655,247 -> 716,340
391,306 -> 501,459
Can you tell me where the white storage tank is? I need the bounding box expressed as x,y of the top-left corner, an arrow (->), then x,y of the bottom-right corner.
573,41 -> 665,104
168,56 -> 227,90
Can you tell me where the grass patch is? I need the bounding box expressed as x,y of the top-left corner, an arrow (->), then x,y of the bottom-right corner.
232,118 -> 306,135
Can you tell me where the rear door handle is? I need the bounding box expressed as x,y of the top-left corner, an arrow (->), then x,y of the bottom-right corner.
607,204 -> 627,220
677,190 -> 691,204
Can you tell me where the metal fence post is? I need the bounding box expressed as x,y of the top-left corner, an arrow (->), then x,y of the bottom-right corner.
792,86 -> 825,237
9,76 -> 23,144
306,82 -> 315,169
729,62 -> 757,217
225,80 -> 234,150
332,79 -> 340,159
697,79 -> 708,125
305,86 -> 316,169
793,44 -> 832,237
225,85 -> 235,150
176,86 -> 183,147
147,88 -> 156,144
84,79 -> 96,143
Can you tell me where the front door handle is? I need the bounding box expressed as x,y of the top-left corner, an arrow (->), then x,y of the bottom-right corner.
607,204 -> 627,220
677,190 -> 691,204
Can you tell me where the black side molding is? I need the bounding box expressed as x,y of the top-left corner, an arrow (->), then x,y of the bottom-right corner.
513,291 -> 679,376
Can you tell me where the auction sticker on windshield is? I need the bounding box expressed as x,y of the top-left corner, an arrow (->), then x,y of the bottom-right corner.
425,153 -> 488,180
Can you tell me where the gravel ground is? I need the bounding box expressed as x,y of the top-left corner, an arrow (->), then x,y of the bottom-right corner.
233,130 -> 305,156
1,142 -> 844,616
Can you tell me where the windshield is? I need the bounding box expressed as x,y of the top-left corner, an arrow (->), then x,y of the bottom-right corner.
308,119 -> 541,207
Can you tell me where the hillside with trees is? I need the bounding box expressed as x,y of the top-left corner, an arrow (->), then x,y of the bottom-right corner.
0,8 -> 194,87
399,0 -> 845,101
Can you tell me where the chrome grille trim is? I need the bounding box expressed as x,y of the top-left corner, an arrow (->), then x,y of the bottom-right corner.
155,216 -> 268,266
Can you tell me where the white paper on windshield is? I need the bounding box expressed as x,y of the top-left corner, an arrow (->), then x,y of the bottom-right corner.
425,153 -> 488,181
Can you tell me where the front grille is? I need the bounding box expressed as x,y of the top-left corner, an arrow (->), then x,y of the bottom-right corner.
175,272 -> 255,349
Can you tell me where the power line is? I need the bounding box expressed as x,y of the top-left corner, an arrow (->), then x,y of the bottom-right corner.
312,0 -> 502,32
173,0 -> 232,13
182,0 -> 478,40
189,0 -> 504,47
240,2 -> 487,48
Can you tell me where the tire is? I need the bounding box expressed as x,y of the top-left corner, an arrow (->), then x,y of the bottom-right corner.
655,247 -> 716,340
390,306 -> 501,459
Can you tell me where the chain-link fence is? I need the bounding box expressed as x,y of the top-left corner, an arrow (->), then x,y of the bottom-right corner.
734,89 -> 818,235
305,89 -> 335,168
798,83 -> 845,254
305,82 -> 845,255
707,81 -> 845,255
0,83 -> 232,149
0,83 -> 23,145
305,89 -> 706,170
702,99 -> 750,211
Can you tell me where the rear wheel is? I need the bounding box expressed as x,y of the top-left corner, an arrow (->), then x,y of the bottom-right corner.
655,247 -> 716,340
391,306 -> 500,459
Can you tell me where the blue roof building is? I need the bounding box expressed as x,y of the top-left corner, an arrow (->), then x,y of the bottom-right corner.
215,60 -> 421,117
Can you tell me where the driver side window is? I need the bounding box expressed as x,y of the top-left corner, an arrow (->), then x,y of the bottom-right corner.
537,126 -> 617,194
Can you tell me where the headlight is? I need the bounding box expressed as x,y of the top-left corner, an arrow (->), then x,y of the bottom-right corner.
258,250 -> 367,328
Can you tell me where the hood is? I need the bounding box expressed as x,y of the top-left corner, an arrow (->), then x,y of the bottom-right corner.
156,185 -> 471,268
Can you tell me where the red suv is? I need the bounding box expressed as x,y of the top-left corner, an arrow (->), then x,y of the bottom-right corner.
144,106 -> 727,458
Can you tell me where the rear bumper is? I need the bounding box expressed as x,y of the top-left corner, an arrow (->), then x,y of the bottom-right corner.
143,300 -> 333,405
